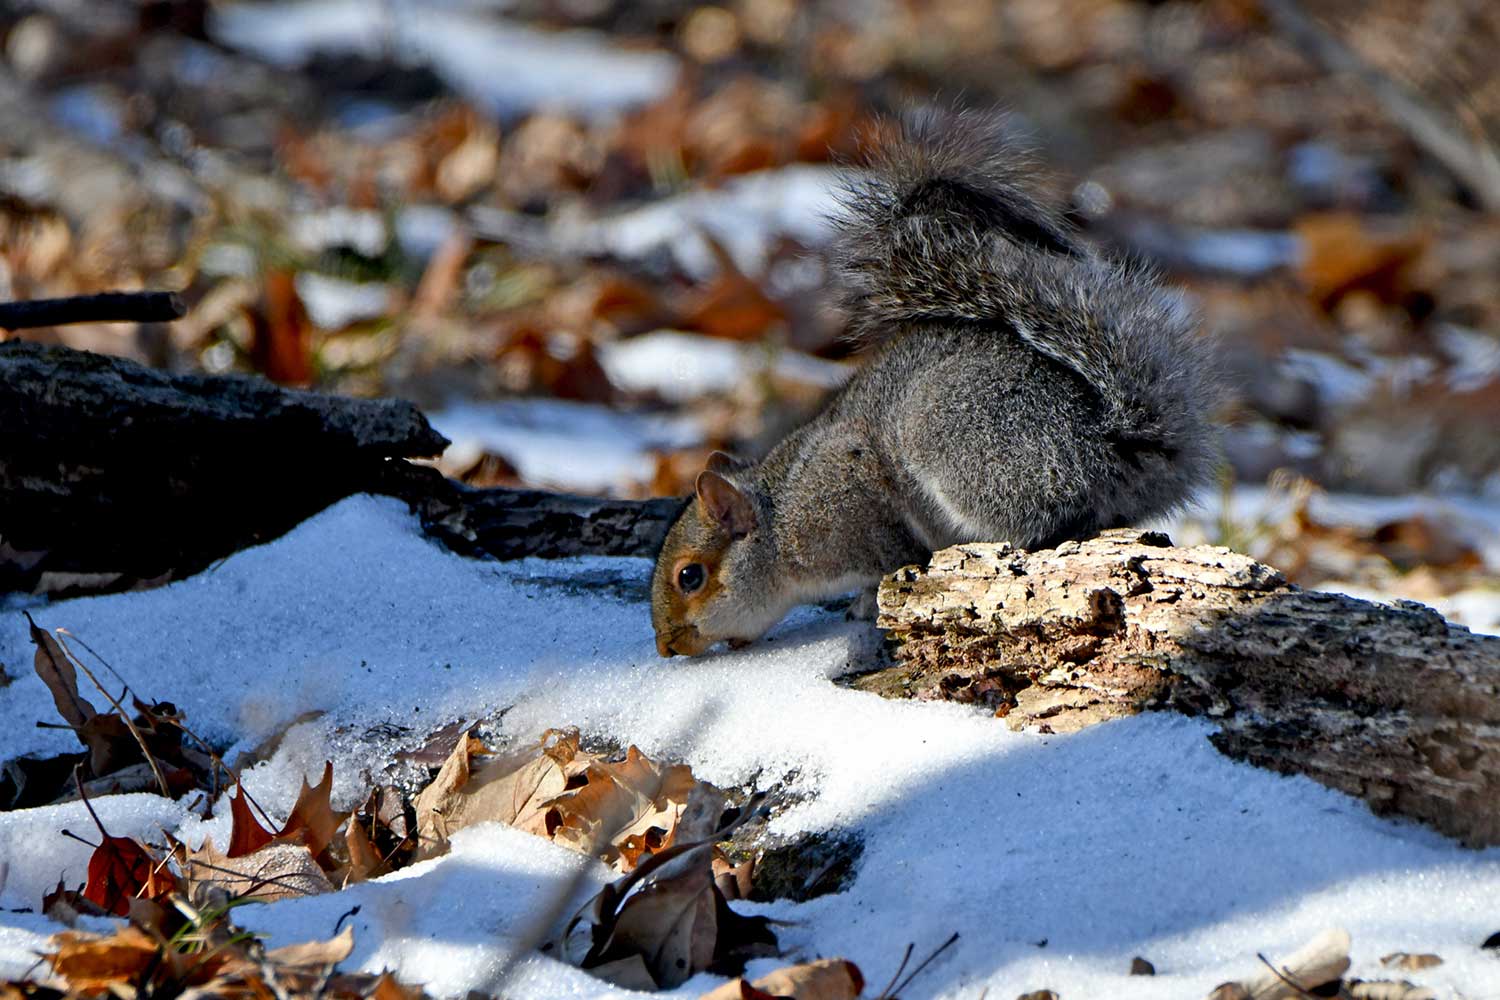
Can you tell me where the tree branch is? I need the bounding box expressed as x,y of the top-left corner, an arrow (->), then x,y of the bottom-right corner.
0,291 -> 186,330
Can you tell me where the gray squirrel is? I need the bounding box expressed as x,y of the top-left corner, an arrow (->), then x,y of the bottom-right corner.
651,108 -> 1220,657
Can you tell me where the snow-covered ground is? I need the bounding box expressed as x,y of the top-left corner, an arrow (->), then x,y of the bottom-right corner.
427,397 -> 703,493
210,0 -> 679,119
2,496 -> 1498,997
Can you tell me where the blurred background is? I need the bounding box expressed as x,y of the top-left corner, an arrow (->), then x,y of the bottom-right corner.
1,0 -> 1497,627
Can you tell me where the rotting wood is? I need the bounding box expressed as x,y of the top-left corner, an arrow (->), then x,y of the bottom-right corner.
858,528 -> 1500,846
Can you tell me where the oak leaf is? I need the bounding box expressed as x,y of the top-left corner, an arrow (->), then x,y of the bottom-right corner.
413,728 -> 588,860
549,744 -> 725,872
225,782 -> 276,857
677,236 -> 785,341
273,761 -> 349,862
82,834 -> 177,916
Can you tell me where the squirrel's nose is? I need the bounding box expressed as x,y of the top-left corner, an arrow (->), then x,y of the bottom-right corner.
656,634 -> 677,657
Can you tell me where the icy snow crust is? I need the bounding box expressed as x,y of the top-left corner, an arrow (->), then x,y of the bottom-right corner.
1,497 -> 1497,998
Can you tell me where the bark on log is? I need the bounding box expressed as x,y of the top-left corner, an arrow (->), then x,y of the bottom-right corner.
411,476 -> 681,562
0,341 -> 674,595
857,529 -> 1500,846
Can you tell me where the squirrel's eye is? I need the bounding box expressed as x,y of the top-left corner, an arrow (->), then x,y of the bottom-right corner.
676,563 -> 707,594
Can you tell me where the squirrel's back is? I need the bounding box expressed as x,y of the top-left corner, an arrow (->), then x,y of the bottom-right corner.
826,108 -> 1220,513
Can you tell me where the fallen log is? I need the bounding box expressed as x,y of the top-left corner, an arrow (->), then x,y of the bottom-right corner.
0,341 -> 675,595
857,529 -> 1500,846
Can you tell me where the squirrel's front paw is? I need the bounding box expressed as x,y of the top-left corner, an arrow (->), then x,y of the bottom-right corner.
845,587 -> 879,621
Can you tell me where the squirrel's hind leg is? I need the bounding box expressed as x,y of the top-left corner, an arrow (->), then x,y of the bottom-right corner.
892,344 -> 1108,550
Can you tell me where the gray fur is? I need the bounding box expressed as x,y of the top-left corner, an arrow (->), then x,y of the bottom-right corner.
650,108 -> 1221,655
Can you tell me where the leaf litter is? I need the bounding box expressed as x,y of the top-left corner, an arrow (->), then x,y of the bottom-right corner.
8,625 -> 809,996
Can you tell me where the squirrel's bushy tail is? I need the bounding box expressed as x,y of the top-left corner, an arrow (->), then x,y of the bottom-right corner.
828,107 -> 1219,477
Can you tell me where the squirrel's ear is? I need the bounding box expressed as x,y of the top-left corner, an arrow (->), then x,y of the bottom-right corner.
695,470 -> 757,538
705,450 -> 751,475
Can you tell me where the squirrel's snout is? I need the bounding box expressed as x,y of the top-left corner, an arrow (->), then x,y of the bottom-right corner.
657,625 -> 711,657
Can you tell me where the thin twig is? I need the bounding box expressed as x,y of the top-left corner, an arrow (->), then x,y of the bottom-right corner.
56,629 -> 137,701
0,291 -> 185,330
1255,952 -> 1320,998
53,630 -> 172,798
874,943 -> 915,999
886,932 -> 960,999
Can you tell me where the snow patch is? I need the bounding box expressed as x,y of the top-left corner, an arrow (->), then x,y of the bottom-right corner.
599,330 -> 850,403
2,496 -> 1497,998
427,397 -> 703,492
210,1 -> 679,119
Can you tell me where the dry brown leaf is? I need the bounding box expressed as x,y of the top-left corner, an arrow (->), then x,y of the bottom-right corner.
42,881 -> 106,927
396,719 -> 474,767
414,730 -> 728,877
1378,952 -> 1443,971
1294,213 -> 1427,309
494,327 -> 616,403
1348,981 -> 1438,1000
273,761 -> 349,862
24,616 -> 146,780
550,744 -> 726,872
38,910 -> 426,1000
348,784 -> 417,877
413,729 -> 587,860
712,850 -> 755,902
699,958 -> 864,1000
249,269 -> 313,384
587,954 -> 661,991
591,842 -> 719,989
183,839 -> 334,901
344,814 -> 384,884
411,228 -> 474,319
27,613 -> 95,732
46,926 -> 162,993
82,834 -> 176,916
677,236 -> 785,341
366,971 -> 429,1000
265,925 -> 356,969
225,783 -> 276,858
435,120 -> 499,203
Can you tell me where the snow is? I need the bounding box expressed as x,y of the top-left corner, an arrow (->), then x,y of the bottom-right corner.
2,495 -> 1498,998
296,273 -> 392,329
210,1 -> 679,119
591,167 -> 841,278
472,166 -> 844,279
598,330 -> 851,403
427,397 -> 703,493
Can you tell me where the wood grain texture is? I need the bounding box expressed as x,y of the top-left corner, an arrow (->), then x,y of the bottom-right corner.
859,529 -> 1500,845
